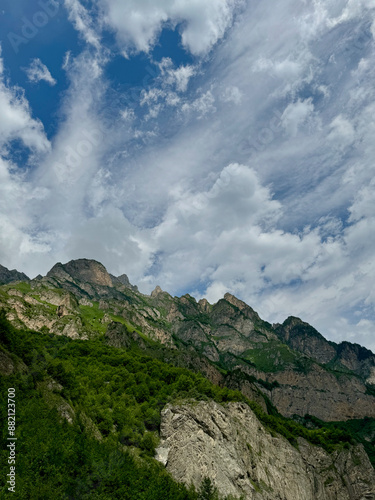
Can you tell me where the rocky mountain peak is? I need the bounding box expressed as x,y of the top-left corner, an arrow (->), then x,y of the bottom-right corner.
276,316 -> 337,364
336,341 -> 375,381
47,259 -> 113,287
223,292 -> 259,320
198,298 -> 211,312
277,316 -> 322,342
0,264 -> 30,285
109,273 -> 138,291
151,285 -> 164,298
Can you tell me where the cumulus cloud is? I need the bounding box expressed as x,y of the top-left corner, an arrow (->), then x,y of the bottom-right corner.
327,114 -> 356,149
98,0 -> 240,55
221,86 -> 242,104
0,155 -> 52,274
24,58 -> 56,86
0,49 -> 50,152
0,47 -> 53,273
148,163 -> 313,293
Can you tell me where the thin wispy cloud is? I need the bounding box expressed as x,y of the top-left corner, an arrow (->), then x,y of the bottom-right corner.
24,58 -> 56,86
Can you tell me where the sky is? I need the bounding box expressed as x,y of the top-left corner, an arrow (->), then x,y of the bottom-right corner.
0,0 -> 375,351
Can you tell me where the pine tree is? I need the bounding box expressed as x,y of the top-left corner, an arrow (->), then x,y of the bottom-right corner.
198,477 -> 218,500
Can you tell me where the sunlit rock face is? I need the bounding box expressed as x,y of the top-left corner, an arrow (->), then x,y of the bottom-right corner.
156,400 -> 375,500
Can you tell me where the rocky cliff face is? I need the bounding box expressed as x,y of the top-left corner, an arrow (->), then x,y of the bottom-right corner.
156,400 -> 375,500
47,259 -> 114,287
266,367 -> 375,421
0,264 -> 29,285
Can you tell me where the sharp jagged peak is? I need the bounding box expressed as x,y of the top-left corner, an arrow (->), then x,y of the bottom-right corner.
150,285 -> 172,300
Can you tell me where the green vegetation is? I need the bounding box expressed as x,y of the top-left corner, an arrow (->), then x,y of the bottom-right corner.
79,302 -> 107,334
0,313 -> 242,499
109,314 -> 146,340
246,400 -> 354,452
365,384 -> 375,398
4,282 -> 32,294
242,342 -> 300,372
301,414 -> 375,467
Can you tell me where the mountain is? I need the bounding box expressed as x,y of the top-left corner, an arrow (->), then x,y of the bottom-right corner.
1,258 -> 374,499
0,264 -> 29,285
1,258 -> 375,422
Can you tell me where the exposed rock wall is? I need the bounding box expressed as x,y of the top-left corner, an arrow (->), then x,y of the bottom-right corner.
267,367 -> 375,421
156,400 -> 375,500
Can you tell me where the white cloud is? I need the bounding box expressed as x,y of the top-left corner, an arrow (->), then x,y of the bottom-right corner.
221,86 -> 242,104
327,114 -> 356,150
24,58 -> 56,86
281,98 -> 316,137
158,58 -> 196,92
64,0 -> 101,50
120,108 -> 135,121
148,163 -> 315,294
0,156 -> 52,275
0,48 -> 50,152
98,0 -> 240,55
181,90 -> 216,118
140,88 -> 165,106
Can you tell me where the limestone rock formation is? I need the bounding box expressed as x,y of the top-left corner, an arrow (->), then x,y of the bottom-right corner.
156,400 -> 375,500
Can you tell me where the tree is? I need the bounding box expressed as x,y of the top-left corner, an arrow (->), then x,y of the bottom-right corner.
198,477 -> 219,500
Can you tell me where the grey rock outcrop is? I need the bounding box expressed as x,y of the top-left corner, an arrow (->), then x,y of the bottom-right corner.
110,273 -> 138,291
267,367 -> 375,421
156,400 -> 375,500
47,259 -> 113,287
0,264 -> 29,285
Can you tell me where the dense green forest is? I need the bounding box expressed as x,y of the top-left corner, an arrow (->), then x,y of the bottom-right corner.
0,312 -> 372,498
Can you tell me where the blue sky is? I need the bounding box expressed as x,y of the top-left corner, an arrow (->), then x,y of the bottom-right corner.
1,0 -> 375,352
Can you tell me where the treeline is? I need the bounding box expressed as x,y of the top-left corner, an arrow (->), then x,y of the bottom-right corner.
301,414 -> 375,466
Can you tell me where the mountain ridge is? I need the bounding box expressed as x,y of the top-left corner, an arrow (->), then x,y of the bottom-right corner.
0,263 -> 30,285
1,257 -> 374,423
